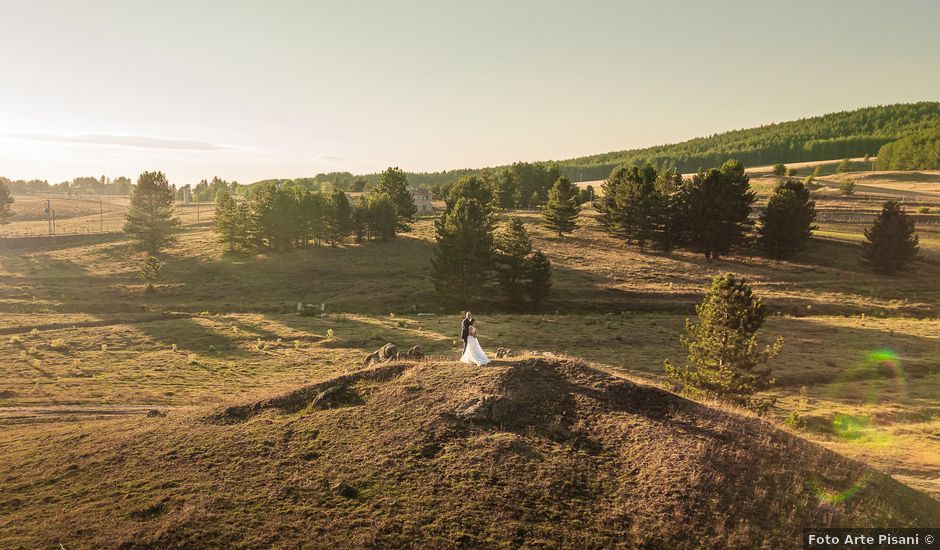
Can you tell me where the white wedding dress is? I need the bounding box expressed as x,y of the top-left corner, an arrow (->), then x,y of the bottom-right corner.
461,330 -> 490,365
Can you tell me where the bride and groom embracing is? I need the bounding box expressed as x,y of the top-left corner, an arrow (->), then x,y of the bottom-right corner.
459,312 -> 490,366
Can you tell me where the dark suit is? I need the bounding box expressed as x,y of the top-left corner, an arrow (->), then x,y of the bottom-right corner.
460,318 -> 472,350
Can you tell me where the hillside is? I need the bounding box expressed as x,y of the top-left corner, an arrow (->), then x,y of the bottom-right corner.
2,355 -> 936,549
361,102 -> 940,187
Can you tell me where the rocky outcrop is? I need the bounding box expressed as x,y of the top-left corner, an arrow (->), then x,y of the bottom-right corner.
454,395 -> 513,423
363,343 -> 424,367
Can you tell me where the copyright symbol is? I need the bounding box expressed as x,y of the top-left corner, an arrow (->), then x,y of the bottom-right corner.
926,534 -> 935,545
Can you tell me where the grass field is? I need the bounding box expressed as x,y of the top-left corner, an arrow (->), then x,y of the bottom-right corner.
1,171 -> 939,545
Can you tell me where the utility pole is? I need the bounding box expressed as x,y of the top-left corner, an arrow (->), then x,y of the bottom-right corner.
46,198 -> 52,236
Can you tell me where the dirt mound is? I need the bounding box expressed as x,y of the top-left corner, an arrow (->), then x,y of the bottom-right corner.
2,357 -> 937,549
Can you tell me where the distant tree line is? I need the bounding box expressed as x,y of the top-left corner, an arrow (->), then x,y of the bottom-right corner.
177,177 -> 241,203
353,102 -> 940,187
0,175 -> 134,196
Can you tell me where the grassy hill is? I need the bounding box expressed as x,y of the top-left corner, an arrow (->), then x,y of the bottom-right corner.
362,102 -> 940,187
3,355 -> 937,548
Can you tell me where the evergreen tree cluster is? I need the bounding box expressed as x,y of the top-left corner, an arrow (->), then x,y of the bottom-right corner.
214,184 -> 400,251
431,177 -> 553,309
596,160 -> 756,258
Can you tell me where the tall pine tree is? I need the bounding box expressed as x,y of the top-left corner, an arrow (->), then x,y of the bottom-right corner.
0,180 -> 14,225
542,176 -> 581,237
431,197 -> 495,306
861,201 -> 919,274
326,188 -> 352,245
494,217 -> 533,305
676,160 -> 755,259
376,167 -> 417,231
611,164 -> 663,250
214,190 -> 240,249
123,171 -> 180,253
757,179 -> 817,259
526,250 -> 553,308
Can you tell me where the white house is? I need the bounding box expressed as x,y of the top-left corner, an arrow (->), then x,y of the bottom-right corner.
411,188 -> 434,213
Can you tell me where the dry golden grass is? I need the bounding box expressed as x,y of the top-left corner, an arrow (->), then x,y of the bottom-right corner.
2,170 -> 940,546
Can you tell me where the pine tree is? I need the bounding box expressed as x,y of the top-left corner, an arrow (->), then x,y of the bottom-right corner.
542,176 -> 581,236
772,163 -> 786,176
351,196 -> 369,243
611,164 -> 662,250
664,273 -> 782,409
0,180 -> 14,225
376,167 -> 417,231
445,175 -> 494,213
595,166 -> 626,230
431,197 -> 495,306
757,179 -> 817,259
494,217 -> 533,305
861,201 -> 920,274
214,190 -> 240,249
364,193 -> 397,241
837,158 -> 852,173
526,250 -> 553,308
325,188 -> 352,245
676,160 -> 755,259
123,171 -> 180,253
494,170 -> 519,209
300,190 -> 328,246
235,200 -> 254,249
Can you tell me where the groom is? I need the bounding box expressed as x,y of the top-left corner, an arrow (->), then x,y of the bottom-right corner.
460,311 -> 473,351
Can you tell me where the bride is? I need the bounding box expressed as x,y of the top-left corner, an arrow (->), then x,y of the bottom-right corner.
460,320 -> 490,365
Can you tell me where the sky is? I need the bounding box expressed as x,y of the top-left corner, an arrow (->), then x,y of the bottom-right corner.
2,0 -> 939,185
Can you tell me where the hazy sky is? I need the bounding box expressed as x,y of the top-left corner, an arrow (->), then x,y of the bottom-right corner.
2,0 -> 939,184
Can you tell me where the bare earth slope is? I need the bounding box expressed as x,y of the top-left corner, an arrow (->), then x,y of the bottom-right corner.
2,357 -> 937,548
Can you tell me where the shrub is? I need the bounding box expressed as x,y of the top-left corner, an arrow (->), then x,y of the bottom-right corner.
101,343 -> 108,352
139,256 -> 164,290
254,338 -> 267,351
664,273 -> 782,409
9,335 -> 23,346
30,328 -> 39,336
916,206 -> 930,214
27,346 -> 39,356
838,180 -> 856,196
187,353 -> 198,365
49,339 -> 67,351
772,163 -> 786,176
171,343 -> 178,353
326,329 -> 334,339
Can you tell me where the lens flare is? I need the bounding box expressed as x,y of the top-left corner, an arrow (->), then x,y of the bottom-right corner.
808,349 -> 907,507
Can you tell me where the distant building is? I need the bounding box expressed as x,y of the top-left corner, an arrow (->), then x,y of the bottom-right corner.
411,188 -> 434,213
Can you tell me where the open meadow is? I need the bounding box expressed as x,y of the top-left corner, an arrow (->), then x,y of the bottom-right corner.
2,169 -> 940,528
